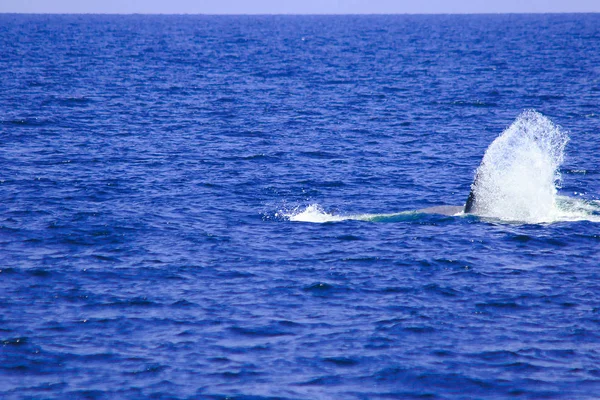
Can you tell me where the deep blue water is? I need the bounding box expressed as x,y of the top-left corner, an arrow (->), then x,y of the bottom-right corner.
1,14 -> 600,399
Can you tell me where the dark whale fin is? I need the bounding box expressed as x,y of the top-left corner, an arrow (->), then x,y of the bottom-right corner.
464,169 -> 481,214
464,187 -> 476,213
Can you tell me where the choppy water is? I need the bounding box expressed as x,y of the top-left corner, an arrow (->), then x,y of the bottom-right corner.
1,14 -> 600,399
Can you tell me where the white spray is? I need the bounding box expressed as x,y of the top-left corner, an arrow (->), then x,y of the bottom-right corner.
467,110 -> 569,223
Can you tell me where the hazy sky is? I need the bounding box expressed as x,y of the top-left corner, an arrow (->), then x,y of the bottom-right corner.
2,0 -> 600,14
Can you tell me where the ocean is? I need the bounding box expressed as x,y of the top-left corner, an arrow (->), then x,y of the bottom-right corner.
1,13 -> 600,399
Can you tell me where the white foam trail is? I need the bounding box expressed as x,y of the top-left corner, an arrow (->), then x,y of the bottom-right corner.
287,204 -> 348,223
286,204 -> 407,223
552,196 -> 600,223
469,110 -> 571,223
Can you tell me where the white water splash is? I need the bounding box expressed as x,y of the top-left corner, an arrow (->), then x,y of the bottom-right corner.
287,204 -> 348,223
285,204 -> 407,223
552,196 -> 600,223
468,110 -> 571,223
282,110 -> 600,225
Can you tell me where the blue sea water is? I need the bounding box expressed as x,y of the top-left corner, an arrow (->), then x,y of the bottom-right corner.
1,13 -> 600,399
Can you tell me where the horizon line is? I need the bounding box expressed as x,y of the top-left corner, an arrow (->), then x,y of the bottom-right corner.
1,11 -> 599,16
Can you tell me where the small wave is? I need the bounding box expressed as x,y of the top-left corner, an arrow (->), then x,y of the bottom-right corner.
451,100 -> 498,108
1,117 -> 53,127
563,169 -> 588,175
46,96 -> 93,107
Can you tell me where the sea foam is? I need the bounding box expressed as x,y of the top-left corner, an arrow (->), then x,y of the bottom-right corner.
287,204 -> 348,223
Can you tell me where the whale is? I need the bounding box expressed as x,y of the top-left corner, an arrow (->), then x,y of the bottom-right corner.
463,170 -> 481,214
417,205 -> 465,216
288,111 -> 585,224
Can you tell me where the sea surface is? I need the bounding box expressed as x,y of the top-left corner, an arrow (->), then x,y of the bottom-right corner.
1,14 -> 600,399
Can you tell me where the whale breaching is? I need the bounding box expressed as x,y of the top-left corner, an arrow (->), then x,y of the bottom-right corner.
286,110 -> 599,224
461,110 -> 569,222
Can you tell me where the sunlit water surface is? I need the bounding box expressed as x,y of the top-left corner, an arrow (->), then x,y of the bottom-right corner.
1,14 -> 600,399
